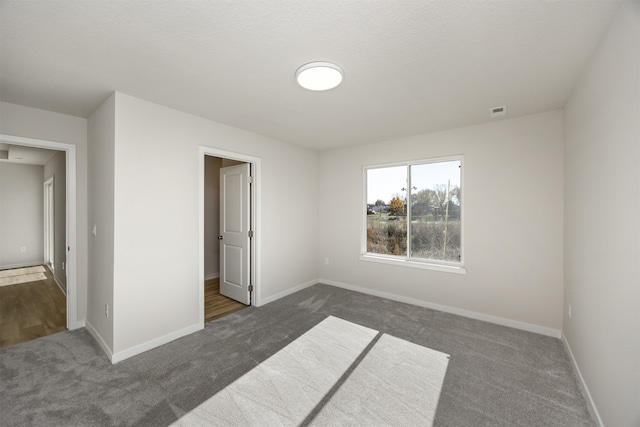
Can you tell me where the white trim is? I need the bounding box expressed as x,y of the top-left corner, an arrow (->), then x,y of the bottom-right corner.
43,176 -> 55,271
85,319 -> 113,362
198,146 -> 262,324
320,279 -> 562,338
258,279 -> 318,306
561,333 -> 603,427
111,322 -> 203,364
360,254 -> 467,274
53,275 -> 66,296
44,263 -> 67,296
199,151 -> 205,326
0,134 -> 79,330
363,154 -> 464,170
204,272 -> 220,280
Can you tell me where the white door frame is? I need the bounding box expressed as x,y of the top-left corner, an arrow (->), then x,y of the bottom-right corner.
198,146 -> 261,326
0,133 -> 79,330
44,176 -> 55,270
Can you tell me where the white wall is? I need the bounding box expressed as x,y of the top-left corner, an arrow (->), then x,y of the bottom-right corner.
563,2 -> 640,425
204,156 -> 222,279
107,93 -> 318,355
319,110 -> 565,334
87,94 -> 116,352
0,102 -> 88,320
44,151 -> 67,290
0,163 -> 44,268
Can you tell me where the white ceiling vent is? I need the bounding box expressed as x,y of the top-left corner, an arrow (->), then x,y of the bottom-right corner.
490,106 -> 508,117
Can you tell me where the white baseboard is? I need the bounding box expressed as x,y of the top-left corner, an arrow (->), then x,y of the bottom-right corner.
110,323 -> 203,364
86,319 -> 206,364
319,279 -> 562,338
43,264 -> 67,297
561,333 -> 603,427
257,279 -> 318,307
53,276 -> 67,296
85,319 -> 114,362
86,277 -> 562,366
205,272 -> 220,280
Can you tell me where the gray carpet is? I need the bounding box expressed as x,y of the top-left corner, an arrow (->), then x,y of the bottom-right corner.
0,284 -> 595,426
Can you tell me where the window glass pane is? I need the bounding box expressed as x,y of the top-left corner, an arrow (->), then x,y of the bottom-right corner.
410,160 -> 461,262
366,166 -> 407,256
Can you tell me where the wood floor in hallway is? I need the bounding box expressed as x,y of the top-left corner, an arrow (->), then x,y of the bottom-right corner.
204,277 -> 247,322
0,266 -> 66,348
0,272 -> 246,347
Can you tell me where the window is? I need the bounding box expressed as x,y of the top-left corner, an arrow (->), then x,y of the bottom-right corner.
363,157 -> 464,273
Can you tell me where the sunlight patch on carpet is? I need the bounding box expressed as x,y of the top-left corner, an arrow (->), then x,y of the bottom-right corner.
171,316 -> 449,427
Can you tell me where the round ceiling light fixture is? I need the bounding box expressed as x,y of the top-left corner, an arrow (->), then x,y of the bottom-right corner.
296,62 -> 343,91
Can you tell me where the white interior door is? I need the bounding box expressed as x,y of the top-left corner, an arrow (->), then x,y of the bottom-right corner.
219,163 -> 251,305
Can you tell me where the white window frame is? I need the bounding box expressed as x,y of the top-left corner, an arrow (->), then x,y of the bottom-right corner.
361,155 -> 466,275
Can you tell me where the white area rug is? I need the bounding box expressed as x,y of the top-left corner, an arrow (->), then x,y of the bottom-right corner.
172,316 -> 449,427
0,266 -> 47,287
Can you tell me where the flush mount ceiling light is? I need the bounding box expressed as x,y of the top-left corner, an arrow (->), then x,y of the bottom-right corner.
296,62 -> 343,91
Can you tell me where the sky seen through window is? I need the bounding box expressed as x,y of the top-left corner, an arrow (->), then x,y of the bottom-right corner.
367,160 -> 461,205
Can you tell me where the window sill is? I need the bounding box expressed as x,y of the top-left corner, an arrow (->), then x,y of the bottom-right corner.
360,254 -> 467,275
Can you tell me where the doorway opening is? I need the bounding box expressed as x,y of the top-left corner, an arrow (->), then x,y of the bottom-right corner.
0,264 -> 66,348
199,147 -> 261,326
0,133 -> 79,331
204,277 -> 247,322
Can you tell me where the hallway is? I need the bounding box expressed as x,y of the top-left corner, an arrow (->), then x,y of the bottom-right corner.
0,266 -> 66,348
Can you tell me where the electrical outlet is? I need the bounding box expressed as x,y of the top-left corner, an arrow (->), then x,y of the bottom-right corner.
62,262 -> 65,270
92,225 -> 97,237
105,303 -> 109,319
324,258 -> 329,265
568,304 -> 572,319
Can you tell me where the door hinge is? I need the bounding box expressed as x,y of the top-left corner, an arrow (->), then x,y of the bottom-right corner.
248,176 -> 253,184
248,230 -> 254,238
248,285 -> 254,292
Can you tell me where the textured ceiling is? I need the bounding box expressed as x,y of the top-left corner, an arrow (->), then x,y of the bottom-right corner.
0,1 -> 619,151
